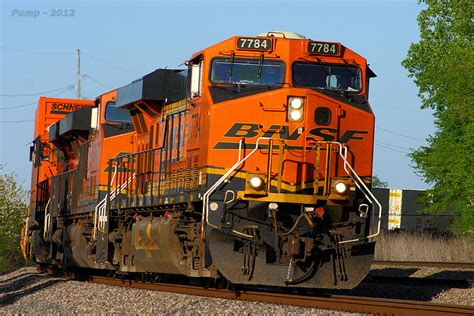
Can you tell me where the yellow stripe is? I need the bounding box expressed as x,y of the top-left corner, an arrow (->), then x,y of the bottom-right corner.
200,167 -> 315,192
99,168 -> 315,193
162,99 -> 188,115
100,165 -> 347,194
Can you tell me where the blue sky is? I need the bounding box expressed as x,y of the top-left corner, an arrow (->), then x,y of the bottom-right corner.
0,0 -> 434,190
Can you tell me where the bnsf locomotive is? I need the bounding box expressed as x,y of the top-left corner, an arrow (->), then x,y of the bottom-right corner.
21,31 -> 381,289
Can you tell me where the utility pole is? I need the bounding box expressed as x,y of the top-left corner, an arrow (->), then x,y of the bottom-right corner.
76,48 -> 81,99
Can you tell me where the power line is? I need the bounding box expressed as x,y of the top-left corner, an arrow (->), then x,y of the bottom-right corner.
375,143 -> 409,155
0,74 -> 110,111
83,74 -> 110,90
1,47 -> 135,74
376,127 -> 426,141
375,104 -> 421,110
0,119 -> 34,123
81,52 -> 136,74
0,101 -> 37,110
375,142 -> 411,155
0,86 -> 72,97
0,87 -> 71,110
0,46 -> 73,55
375,140 -> 412,151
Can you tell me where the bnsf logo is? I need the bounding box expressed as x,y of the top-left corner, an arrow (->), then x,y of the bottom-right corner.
50,103 -> 87,112
224,123 -> 368,143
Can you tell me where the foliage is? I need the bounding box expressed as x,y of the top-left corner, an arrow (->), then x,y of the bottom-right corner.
402,0 -> 474,234
372,175 -> 389,188
0,165 -> 28,272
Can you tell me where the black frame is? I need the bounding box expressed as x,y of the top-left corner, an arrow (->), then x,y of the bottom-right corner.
104,101 -> 132,124
291,61 -> 363,93
209,57 -> 286,86
314,107 -> 332,126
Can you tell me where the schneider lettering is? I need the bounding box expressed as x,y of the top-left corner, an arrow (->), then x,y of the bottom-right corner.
50,103 -> 86,112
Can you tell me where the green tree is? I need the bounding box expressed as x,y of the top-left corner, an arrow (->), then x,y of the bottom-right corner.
372,175 -> 389,188
402,0 -> 473,234
0,165 -> 27,271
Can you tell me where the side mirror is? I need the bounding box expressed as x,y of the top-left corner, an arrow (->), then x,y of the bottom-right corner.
29,145 -> 34,162
90,107 -> 98,130
190,61 -> 203,98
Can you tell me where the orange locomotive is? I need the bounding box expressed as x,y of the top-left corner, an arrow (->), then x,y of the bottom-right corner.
22,31 -> 381,289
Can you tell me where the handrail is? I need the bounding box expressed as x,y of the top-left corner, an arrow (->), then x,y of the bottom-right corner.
330,141 -> 382,244
201,137 -> 273,239
92,165 -> 117,240
93,146 -> 165,240
199,138 -> 382,246
93,173 -> 136,239
43,198 -> 51,239
92,161 -> 135,240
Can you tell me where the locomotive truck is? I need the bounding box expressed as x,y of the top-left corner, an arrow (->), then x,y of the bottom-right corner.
21,31 -> 381,289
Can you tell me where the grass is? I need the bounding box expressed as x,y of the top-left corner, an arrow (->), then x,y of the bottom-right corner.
374,230 -> 474,262
0,238 -> 25,274
0,256 -> 25,274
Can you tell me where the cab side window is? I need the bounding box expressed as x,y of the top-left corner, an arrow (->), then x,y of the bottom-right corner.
102,101 -> 134,137
105,102 -> 132,123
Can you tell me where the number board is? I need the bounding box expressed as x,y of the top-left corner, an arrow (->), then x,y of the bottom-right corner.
237,37 -> 272,51
307,41 -> 341,56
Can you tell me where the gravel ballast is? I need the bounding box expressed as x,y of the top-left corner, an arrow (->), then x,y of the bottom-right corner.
1,266 -> 472,314
1,267 -> 351,315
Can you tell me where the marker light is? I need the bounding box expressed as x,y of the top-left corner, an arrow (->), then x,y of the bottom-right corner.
334,182 -> 348,194
248,176 -> 264,190
209,202 -> 219,211
268,203 -> 279,210
314,207 -> 325,218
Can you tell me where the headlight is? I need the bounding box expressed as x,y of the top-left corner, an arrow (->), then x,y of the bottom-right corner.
248,176 -> 265,190
288,97 -> 304,122
289,97 -> 303,109
289,109 -> 302,121
334,182 -> 348,194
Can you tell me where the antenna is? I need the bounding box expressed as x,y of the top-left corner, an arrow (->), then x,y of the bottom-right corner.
76,48 -> 81,99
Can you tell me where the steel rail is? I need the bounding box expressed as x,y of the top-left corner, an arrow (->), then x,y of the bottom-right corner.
372,261 -> 474,270
62,273 -> 474,316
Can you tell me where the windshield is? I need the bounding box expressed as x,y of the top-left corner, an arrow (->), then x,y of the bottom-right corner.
293,63 -> 362,92
211,58 -> 285,86
105,102 -> 132,123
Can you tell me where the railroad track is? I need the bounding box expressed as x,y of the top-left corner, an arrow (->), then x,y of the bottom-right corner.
55,270 -> 474,316
372,261 -> 474,270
